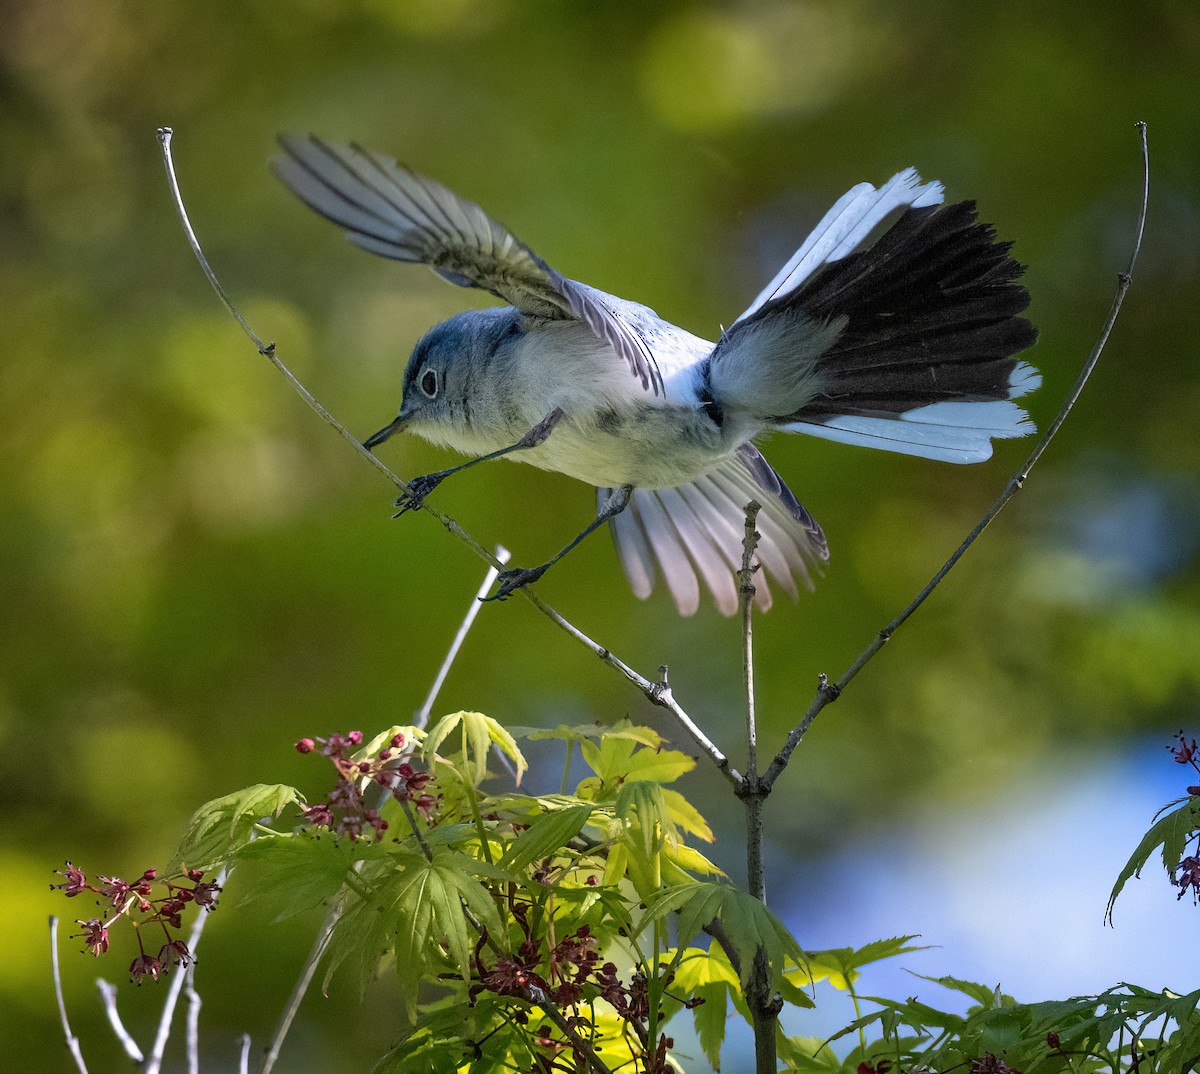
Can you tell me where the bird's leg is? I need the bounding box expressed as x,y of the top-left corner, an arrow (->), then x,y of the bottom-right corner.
391,407 -> 565,515
484,485 -> 635,602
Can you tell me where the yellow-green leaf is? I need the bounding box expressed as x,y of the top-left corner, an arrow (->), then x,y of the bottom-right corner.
171,784 -> 301,871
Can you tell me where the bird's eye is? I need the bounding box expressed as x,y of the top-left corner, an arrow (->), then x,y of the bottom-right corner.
419,368 -> 439,398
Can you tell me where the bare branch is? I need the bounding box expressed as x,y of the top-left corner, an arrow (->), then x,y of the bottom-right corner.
96,979 -> 145,1063
415,546 -> 511,731
185,962 -> 202,1074
762,121 -> 1151,790
260,910 -> 338,1074
739,502 -> 762,782
50,917 -> 91,1074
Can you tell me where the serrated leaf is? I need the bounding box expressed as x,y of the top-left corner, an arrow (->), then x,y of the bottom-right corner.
671,947 -> 740,990
231,831 -> 358,917
661,788 -> 714,842
498,804 -> 593,872
582,735 -> 695,787
777,1035 -> 842,1072
663,840 -> 725,878
641,883 -> 804,994
521,720 -> 665,748
602,841 -> 629,887
171,784 -> 301,871
795,935 -> 927,989
1107,796 -> 1200,922
911,973 -> 1008,1009
693,981 -> 730,1069
354,725 -> 425,762
425,711 -> 527,786
617,782 -> 670,854
390,857 -> 503,1018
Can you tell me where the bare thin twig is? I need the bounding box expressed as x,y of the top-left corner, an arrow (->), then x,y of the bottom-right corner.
144,866 -> 226,1074
735,506 -> 779,1074
50,917 -> 91,1074
739,503 -> 761,786
185,962 -> 202,1074
156,126 -> 733,784
762,121 -> 1151,790
239,1033 -> 253,1074
96,979 -> 144,1063
260,912 -> 338,1074
415,546 -> 511,730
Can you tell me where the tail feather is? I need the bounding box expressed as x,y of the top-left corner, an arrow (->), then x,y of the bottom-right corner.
711,190 -> 1039,463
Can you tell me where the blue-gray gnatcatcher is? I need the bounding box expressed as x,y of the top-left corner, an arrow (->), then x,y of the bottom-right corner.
273,135 -> 1038,615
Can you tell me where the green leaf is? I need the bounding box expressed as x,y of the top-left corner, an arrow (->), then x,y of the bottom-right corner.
911,973 -> 1009,1009
231,831 -> 359,917
354,725 -> 425,761
641,883 -> 805,994
369,999 -> 511,1074
797,936 -> 926,990
693,981 -> 730,1069
1107,796 -> 1200,922
581,735 -> 695,787
520,720 -> 665,748
387,854 -> 504,1020
425,710 -> 527,786
171,784 -> 301,871
498,803 -> 593,872
663,840 -> 725,878
777,1036 -> 843,1073
661,787 -> 714,842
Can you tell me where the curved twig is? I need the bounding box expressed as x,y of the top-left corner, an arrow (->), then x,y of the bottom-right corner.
156,127 -> 734,785
762,121 -> 1151,790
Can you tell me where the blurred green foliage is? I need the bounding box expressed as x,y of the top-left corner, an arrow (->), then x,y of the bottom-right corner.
3,0 -> 1198,1070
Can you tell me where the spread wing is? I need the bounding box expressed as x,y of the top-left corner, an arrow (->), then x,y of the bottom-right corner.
273,135 -> 662,393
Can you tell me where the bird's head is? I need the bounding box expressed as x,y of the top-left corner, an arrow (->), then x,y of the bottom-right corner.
363,306 -> 525,450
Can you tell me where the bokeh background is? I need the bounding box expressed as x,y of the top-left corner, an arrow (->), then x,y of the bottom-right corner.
3,1 -> 1198,1070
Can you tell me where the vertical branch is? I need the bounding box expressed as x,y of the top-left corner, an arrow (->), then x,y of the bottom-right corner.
184,961 -> 202,1074
737,503 -> 778,1074
740,502 -> 761,790
49,917 -> 91,1074
738,502 -> 766,905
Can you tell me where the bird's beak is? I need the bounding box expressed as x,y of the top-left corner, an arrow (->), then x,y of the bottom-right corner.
362,413 -> 408,452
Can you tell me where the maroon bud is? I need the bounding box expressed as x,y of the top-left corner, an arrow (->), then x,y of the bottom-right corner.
296,738 -> 316,754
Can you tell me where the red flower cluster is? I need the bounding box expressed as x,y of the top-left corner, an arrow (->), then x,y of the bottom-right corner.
473,916 -> 689,1074
1166,732 -> 1200,905
970,1054 -> 1020,1074
296,730 -> 436,841
52,863 -> 221,982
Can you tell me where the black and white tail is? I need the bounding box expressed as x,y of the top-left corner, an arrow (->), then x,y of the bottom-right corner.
709,168 -> 1039,463
619,170 -> 1040,616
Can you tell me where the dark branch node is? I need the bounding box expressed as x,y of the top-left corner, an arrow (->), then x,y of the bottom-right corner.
817,673 -> 841,701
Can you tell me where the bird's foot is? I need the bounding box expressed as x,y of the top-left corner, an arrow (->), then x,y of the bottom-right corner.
482,564 -> 549,602
392,471 -> 448,516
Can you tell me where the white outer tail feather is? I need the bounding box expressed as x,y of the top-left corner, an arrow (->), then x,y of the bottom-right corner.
735,168 -> 945,325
